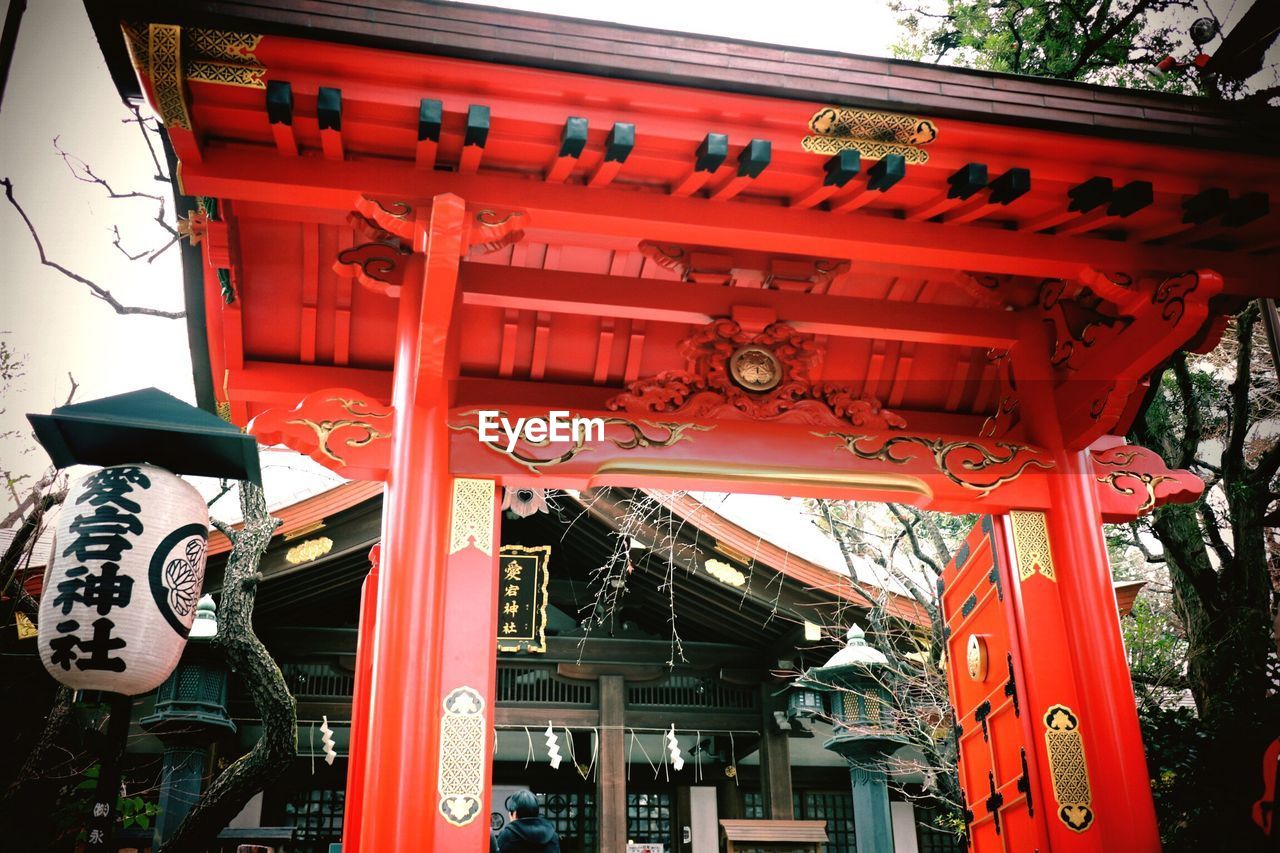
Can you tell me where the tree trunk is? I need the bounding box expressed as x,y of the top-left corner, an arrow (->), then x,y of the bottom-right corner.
159,483 -> 296,853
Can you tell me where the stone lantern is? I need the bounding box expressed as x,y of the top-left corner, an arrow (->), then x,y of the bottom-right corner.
795,624 -> 907,853
140,595 -> 236,845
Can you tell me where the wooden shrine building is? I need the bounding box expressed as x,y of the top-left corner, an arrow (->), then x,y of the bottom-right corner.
117,482 -> 960,853
83,1 -> 1279,851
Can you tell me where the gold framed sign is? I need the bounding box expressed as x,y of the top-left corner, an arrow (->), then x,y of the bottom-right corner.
497,545 -> 550,653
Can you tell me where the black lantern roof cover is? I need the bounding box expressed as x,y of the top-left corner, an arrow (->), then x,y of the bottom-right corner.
27,387 -> 261,485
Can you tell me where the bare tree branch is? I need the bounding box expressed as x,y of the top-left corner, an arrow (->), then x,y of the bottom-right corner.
2,178 -> 185,319
123,102 -> 170,183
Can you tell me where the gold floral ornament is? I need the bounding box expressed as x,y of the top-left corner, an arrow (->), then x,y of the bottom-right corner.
609,318 -> 907,431
451,412 -> 712,474
802,106 -> 938,164
438,687 -> 487,827
285,537 -> 334,565
704,558 -> 746,587
729,347 -> 781,392
1043,704 -> 1094,832
286,398 -> 391,467
820,433 -> 1052,496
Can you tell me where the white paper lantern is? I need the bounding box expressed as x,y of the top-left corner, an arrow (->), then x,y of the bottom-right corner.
38,464 -> 210,695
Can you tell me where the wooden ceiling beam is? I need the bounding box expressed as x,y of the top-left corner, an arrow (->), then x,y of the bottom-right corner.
179,145 -> 1272,293
459,263 -> 1017,349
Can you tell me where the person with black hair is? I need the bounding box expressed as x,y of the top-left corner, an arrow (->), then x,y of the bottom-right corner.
495,790 -> 561,853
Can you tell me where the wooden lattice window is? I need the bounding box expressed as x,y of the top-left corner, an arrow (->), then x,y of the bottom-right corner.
626,790 -> 672,845
280,661 -> 355,698
286,787 -> 344,847
798,790 -> 857,853
627,674 -> 757,710
496,665 -> 596,706
538,791 -> 596,853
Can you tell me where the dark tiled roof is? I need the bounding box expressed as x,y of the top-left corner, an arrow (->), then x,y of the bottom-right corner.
88,0 -> 1277,152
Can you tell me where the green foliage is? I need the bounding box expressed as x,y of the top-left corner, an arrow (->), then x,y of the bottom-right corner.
56,763 -> 161,842
1138,705 -> 1224,851
890,0 -> 1202,92
1123,595 -> 1189,706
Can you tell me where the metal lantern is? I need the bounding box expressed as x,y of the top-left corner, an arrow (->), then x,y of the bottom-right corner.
141,595 -> 234,845
786,684 -> 825,720
37,464 -> 210,695
795,624 -> 906,853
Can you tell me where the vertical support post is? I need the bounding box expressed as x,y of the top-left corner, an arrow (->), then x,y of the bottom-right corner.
152,746 -> 206,843
357,195 -> 493,851
1003,312 -> 1159,850
849,766 -> 896,853
598,674 -> 627,853
85,693 -> 131,852
340,547 -> 379,853
1042,450 -> 1161,850
759,685 -> 793,819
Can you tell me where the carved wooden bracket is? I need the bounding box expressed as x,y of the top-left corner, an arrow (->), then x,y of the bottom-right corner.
248,387 -> 393,481
638,241 -> 849,291
336,196 -> 527,295
1051,267 -> 1224,450
1090,438 -> 1204,521
1038,277 -> 1130,371
333,240 -> 412,297
607,317 -> 907,431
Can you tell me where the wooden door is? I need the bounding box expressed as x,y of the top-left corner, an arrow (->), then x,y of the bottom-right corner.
938,516 -> 1050,853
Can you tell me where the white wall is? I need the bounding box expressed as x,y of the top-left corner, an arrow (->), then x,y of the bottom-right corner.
891,801 -> 920,853
688,786 -> 718,853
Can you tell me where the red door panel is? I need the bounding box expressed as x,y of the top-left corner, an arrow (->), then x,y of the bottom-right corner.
939,516 -> 1050,853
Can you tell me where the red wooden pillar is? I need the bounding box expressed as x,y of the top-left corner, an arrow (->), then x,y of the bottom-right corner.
354,194 -> 501,850
341,546 -> 378,853
1000,462 -> 1160,852
1042,449 -> 1161,850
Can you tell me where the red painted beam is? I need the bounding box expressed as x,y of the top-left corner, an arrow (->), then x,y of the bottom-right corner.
178,146 -> 1275,293
458,263 -> 1018,348
228,360 -> 393,406
447,404 -> 1054,514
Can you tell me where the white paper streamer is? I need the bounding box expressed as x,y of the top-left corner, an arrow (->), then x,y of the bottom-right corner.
666,725 -> 684,771
320,715 -> 337,766
545,721 -> 562,769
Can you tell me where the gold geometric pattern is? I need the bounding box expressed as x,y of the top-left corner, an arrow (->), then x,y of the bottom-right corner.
148,24 -> 192,131
448,478 -> 494,556
802,106 -> 938,163
121,23 -> 265,95
800,136 -> 931,164
807,106 -> 939,144
186,28 -> 265,89
1043,704 -> 1095,832
187,60 -> 266,89
121,22 -> 149,75
1009,509 -> 1056,582
187,28 -> 262,61
438,686 -> 486,827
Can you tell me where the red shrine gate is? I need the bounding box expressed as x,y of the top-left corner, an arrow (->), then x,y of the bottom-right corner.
88,2 -> 1278,850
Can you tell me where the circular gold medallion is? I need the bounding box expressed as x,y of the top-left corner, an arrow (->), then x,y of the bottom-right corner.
966,634 -> 988,682
729,346 -> 781,392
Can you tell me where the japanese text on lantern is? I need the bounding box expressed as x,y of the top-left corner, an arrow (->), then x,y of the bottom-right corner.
496,545 -> 550,654
50,467 -> 151,673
